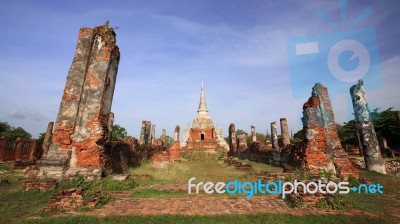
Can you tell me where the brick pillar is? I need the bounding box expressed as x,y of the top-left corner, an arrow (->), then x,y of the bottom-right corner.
0,136 -> 6,161
271,122 -> 279,151
174,125 -> 180,142
350,80 -> 386,174
228,123 -> 237,156
139,121 -> 146,145
15,138 -> 22,161
300,83 -> 358,178
280,118 -> 290,147
37,24 -> 120,179
251,125 -> 256,142
41,122 -> 54,159
107,112 -> 114,141
151,124 -> 156,145
144,121 -> 151,146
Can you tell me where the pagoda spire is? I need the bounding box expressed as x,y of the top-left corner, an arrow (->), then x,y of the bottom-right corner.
197,81 -> 209,115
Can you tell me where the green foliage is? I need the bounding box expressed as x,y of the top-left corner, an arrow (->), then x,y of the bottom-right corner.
339,107 -> 400,149
110,124 -> 127,141
0,121 -> 11,133
328,195 -> 349,210
371,107 -> 400,148
340,120 -> 359,147
293,129 -> 305,141
38,132 -> 45,141
315,197 -> 329,208
1,126 -> 32,140
20,213 -> 388,224
235,129 -> 248,136
319,171 -> 332,180
348,176 -> 359,188
284,194 -> 303,208
163,135 -> 174,148
104,20 -> 119,35
131,188 -> 187,198
96,178 -> 137,191
57,176 -> 94,190
246,132 -> 268,145
57,175 -> 137,192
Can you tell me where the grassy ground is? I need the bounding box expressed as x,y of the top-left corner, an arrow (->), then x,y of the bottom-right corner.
0,155 -> 398,223
21,214 -> 389,224
0,169 -> 54,223
129,156 -> 283,185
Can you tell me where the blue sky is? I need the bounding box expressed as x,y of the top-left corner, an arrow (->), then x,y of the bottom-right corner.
0,0 -> 399,138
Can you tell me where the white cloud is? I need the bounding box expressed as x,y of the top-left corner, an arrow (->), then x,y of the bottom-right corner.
8,108 -> 48,122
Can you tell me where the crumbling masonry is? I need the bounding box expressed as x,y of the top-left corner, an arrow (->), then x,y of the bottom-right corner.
35,25 -> 120,179
300,83 -> 358,178
350,80 -> 386,174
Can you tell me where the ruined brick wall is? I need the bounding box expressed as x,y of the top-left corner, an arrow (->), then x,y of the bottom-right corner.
151,151 -> 170,169
0,137 -> 41,163
36,25 -> 120,179
168,141 -> 181,161
103,141 -> 132,174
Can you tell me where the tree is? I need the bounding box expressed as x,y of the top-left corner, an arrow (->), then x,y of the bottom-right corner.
246,132 -> 267,145
38,133 -> 45,141
293,129 -> 305,142
371,107 -> 400,149
340,120 -> 359,147
0,122 -> 11,134
163,135 -> 174,148
110,124 -> 127,141
235,129 -> 248,136
1,127 -> 32,140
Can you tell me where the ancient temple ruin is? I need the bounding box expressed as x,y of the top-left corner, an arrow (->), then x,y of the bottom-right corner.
34,24 -> 120,179
181,82 -> 228,152
299,83 -> 358,177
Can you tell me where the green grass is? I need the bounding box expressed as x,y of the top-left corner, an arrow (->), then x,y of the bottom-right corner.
233,158 -> 284,175
21,214 -> 389,224
129,158 -> 249,184
343,169 -> 400,217
0,155 -> 399,223
131,188 -> 188,198
0,164 -> 12,171
129,157 -> 283,185
0,175 -> 54,224
56,175 -> 137,191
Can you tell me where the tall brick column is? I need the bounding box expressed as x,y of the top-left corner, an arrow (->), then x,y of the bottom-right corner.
107,112 -> 114,141
280,118 -> 290,148
350,80 -> 386,174
251,125 -> 256,142
36,24 -> 120,179
174,125 -> 180,142
151,124 -> 156,145
228,123 -> 237,156
41,122 -> 54,159
271,122 -> 279,151
301,83 -> 358,178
